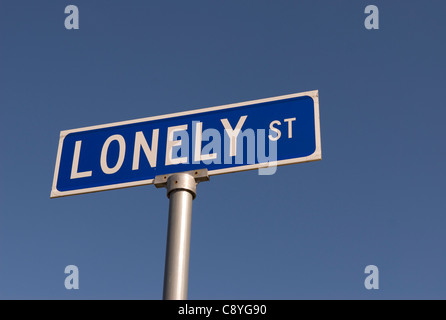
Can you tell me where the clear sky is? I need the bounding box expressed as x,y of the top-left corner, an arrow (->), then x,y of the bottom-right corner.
0,0 -> 445,299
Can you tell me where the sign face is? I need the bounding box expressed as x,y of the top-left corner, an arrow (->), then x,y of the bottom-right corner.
51,90 -> 321,198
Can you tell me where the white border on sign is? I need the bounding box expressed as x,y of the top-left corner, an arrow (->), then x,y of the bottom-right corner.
50,90 -> 321,198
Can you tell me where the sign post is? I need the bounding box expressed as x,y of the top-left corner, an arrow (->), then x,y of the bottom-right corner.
50,90 -> 321,300
154,169 -> 209,300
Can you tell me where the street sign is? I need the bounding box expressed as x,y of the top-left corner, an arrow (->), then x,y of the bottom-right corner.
51,90 -> 321,198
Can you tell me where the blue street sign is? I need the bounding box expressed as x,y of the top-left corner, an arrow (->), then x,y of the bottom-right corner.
51,90 -> 321,198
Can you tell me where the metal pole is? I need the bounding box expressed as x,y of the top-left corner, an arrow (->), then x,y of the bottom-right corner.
154,169 -> 209,300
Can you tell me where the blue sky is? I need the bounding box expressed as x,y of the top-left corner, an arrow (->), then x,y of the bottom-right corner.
1,0 -> 445,299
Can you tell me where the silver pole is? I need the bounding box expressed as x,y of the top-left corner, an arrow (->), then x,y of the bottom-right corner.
154,169 -> 209,300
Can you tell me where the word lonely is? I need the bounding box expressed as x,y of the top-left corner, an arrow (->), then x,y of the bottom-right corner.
70,115 -> 296,178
